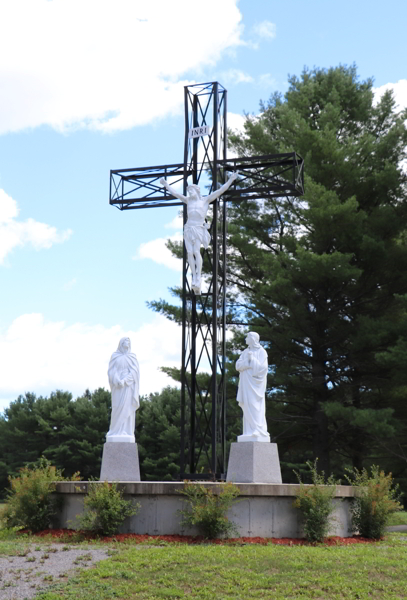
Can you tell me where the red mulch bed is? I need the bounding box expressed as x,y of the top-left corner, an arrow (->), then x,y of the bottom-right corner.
20,529 -> 379,546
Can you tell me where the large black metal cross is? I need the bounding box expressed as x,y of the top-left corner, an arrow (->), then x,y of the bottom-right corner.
110,81 -> 304,479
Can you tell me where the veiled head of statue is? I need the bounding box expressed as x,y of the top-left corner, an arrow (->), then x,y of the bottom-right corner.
247,332 -> 261,348
118,337 -> 131,353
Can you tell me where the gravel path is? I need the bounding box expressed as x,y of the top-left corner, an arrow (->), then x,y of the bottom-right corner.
0,543 -> 111,600
385,525 -> 407,532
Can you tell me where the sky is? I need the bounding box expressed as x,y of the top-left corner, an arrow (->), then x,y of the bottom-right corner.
1,0 -> 407,412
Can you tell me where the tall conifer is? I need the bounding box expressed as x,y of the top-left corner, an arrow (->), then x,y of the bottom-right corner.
226,65 -> 407,475
151,66 -> 407,480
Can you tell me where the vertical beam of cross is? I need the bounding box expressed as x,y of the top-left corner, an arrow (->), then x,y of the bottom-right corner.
181,82 -> 229,478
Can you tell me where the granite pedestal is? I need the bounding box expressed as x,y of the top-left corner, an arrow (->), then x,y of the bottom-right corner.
100,442 -> 140,481
226,442 -> 282,483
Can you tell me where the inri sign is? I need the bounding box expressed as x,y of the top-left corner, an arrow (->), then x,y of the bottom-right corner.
188,125 -> 211,139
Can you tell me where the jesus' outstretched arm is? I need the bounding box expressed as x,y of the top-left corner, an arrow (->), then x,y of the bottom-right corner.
159,178 -> 188,203
206,172 -> 237,204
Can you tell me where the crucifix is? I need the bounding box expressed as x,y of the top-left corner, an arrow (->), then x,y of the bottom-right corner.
110,81 -> 304,479
159,172 -> 237,294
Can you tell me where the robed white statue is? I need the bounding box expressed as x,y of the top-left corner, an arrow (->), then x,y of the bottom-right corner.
106,337 -> 140,443
236,332 -> 270,442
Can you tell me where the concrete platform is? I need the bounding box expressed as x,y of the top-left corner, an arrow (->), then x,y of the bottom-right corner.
54,481 -> 356,538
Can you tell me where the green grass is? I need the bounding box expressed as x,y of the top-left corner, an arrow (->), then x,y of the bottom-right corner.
387,511 -> 407,526
0,534 -> 400,600
2,527 -> 407,599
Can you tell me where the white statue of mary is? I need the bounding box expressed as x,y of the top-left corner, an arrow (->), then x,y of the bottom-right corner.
236,332 -> 270,442
106,337 -> 140,443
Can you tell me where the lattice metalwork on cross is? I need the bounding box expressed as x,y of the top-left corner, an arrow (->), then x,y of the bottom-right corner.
110,81 -> 304,479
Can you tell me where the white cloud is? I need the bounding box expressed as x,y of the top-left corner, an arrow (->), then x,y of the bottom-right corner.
134,232 -> 183,271
227,111 -> 250,159
165,214 -> 183,230
0,0 -> 243,134
227,112 -> 247,135
374,79 -> 407,110
252,21 -> 277,40
0,189 -> 72,264
258,73 -> 277,89
221,69 -> 254,85
0,313 -> 181,402
373,80 -> 407,176
62,278 -> 77,291
0,398 -> 12,414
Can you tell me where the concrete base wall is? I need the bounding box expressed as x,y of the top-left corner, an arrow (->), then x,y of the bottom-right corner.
54,481 -> 355,538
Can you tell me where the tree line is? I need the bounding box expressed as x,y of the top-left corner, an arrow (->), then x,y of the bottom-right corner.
0,387 -> 183,498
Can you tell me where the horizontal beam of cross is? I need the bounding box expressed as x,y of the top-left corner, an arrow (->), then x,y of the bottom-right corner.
110,152 -> 304,211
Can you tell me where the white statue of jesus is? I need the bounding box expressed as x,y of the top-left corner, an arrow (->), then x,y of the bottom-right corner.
106,337 -> 140,443
160,173 -> 237,294
236,332 -> 270,442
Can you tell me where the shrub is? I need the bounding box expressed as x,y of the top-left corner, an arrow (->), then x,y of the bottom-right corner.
76,481 -> 140,536
345,465 -> 403,539
293,460 -> 339,543
4,457 -> 77,533
179,482 -> 240,539
0,504 -> 7,529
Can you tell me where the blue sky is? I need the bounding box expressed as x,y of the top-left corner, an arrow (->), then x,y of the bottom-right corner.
1,0 -> 406,411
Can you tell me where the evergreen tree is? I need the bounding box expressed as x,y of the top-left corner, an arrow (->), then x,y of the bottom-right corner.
229,65 -> 407,476
151,65 -> 407,481
0,392 -> 43,495
39,388 -> 111,479
136,386 -> 181,480
0,386 -> 188,492
0,388 -> 111,496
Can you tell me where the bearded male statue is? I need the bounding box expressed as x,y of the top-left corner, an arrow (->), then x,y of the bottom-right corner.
226,332 -> 282,483
236,332 -> 270,442
160,173 -> 237,294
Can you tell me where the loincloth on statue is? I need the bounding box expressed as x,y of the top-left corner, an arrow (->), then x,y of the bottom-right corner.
184,223 -> 211,252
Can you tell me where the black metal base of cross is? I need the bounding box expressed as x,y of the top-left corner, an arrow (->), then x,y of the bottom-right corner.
110,81 -> 304,480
